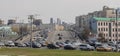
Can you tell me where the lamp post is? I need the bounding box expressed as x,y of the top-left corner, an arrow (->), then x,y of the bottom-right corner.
28,15 -> 35,48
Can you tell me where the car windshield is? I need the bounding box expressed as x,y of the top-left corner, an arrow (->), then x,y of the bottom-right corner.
80,45 -> 87,47
96,44 -> 102,47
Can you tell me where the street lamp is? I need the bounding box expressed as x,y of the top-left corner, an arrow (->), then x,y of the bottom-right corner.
28,15 -> 35,48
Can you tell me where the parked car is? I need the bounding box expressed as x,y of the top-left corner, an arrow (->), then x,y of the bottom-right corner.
79,44 -> 95,51
32,41 -> 41,48
15,42 -> 26,47
72,41 -> 81,47
24,42 -> 31,47
35,38 -> 47,47
94,42 -> 102,49
108,41 -> 116,46
96,44 -> 112,51
47,43 -> 60,49
109,44 -> 117,51
117,44 -> 120,52
64,44 -> 76,50
0,42 -> 5,47
5,41 -> 15,47
64,40 -> 71,44
56,42 -> 65,47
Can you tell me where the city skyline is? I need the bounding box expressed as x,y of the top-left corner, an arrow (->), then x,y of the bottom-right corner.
0,0 -> 120,24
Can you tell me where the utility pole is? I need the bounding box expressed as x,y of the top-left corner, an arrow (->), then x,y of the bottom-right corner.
28,15 -> 35,48
116,9 -> 119,52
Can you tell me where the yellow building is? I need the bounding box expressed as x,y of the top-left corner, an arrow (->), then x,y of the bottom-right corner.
55,25 -> 64,31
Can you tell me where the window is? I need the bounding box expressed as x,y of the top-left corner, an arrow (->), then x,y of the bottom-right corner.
104,28 -> 105,31
104,34 -> 105,37
106,28 -> 108,31
98,28 -> 100,31
101,28 -> 103,31
116,28 -> 117,32
106,34 -> 108,37
98,22 -> 100,26
101,22 -> 102,26
104,22 -> 105,26
113,29 -> 114,32
113,34 -> 114,37
106,23 -> 108,26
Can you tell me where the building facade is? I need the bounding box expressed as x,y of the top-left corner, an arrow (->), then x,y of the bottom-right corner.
75,6 -> 120,29
33,19 -> 42,26
0,26 -> 17,38
8,19 -> 16,25
90,17 -> 120,41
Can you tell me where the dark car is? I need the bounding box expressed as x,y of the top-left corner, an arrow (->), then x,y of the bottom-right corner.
56,42 -> 65,47
65,40 -> 70,44
47,44 -> 59,49
24,42 -> 31,47
24,41 -> 41,48
64,44 -> 76,50
32,41 -> 41,48
15,42 -> 26,47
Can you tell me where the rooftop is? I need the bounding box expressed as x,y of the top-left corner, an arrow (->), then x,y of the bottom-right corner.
93,17 -> 120,21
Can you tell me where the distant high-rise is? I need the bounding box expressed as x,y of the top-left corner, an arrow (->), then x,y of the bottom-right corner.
57,18 -> 61,25
8,19 -> 16,25
50,18 -> 54,24
0,19 -> 4,24
33,19 -> 42,26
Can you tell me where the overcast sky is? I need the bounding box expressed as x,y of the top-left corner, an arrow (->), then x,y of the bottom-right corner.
0,0 -> 120,24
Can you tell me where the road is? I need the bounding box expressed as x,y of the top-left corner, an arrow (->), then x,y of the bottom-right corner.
16,30 -> 81,44
47,30 -> 81,43
16,31 -> 41,43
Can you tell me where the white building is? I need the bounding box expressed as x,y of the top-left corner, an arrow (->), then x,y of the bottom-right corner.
90,17 -> 120,41
0,26 -> 17,38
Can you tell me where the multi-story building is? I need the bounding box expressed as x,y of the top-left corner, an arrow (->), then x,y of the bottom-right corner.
57,18 -> 61,25
75,6 -> 120,28
7,19 -> 16,25
0,26 -> 18,38
33,19 -> 42,26
90,17 -> 120,41
0,19 -> 4,24
50,18 -> 54,24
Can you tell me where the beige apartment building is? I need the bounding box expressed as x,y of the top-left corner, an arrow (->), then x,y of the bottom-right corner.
90,17 -> 120,41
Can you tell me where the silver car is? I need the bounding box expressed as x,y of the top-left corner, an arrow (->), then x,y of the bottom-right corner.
79,44 -> 95,51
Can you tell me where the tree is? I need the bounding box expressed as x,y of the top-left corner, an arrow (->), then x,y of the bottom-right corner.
81,27 -> 91,40
98,33 -> 106,42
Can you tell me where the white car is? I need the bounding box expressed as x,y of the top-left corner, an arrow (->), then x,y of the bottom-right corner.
79,44 -> 95,51
5,41 -> 15,47
0,42 -> 5,46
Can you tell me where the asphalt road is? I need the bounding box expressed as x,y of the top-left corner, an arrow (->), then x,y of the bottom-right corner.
16,30 -> 81,44
16,31 -> 41,43
47,30 -> 80,43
